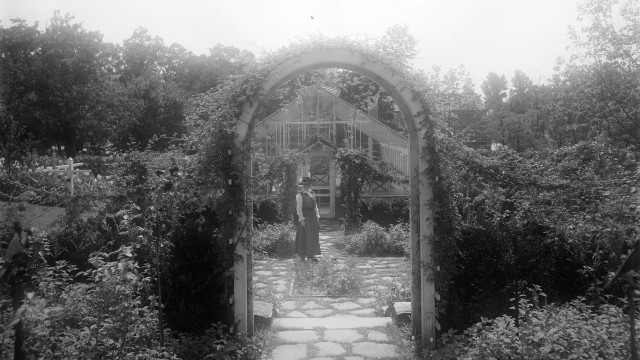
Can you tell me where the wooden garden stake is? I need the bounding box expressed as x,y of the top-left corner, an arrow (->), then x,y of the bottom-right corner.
628,287 -> 639,360
11,273 -> 25,360
156,236 -> 164,346
605,240 -> 640,359
1,222 -> 28,360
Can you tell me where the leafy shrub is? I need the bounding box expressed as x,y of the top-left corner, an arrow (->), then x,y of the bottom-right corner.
253,197 -> 280,226
433,296 -> 634,359
359,197 -> 409,228
335,221 -> 408,257
14,247 -> 179,359
321,257 -> 363,296
389,222 -> 411,256
252,223 -> 295,258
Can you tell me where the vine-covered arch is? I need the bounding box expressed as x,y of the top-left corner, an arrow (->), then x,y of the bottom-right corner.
232,48 -> 436,346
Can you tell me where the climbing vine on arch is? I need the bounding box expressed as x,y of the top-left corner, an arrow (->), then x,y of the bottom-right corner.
253,149 -> 305,222
187,34 -> 455,338
334,147 -> 396,234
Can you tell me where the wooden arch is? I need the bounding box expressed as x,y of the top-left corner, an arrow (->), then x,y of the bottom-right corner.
233,48 -> 436,345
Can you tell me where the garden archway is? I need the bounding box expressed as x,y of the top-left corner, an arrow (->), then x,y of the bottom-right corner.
233,48 -> 436,345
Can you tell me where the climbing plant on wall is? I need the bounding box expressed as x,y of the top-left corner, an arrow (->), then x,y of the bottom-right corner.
254,150 -> 305,222
334,147 -> 396,234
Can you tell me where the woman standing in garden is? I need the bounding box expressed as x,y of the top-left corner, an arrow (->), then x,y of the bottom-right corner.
295,177 -> 321,260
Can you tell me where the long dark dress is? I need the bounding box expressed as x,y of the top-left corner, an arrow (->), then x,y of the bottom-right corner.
295,191 -> 320,257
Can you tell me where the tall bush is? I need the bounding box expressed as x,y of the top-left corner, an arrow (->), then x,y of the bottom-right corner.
335,221 -> 408,257
334,148 -> 395,234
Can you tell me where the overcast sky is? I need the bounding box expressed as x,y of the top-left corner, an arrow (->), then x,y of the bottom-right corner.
0,0 -> 583,90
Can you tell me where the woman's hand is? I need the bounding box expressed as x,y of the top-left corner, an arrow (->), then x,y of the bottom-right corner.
300,219 -> 305,228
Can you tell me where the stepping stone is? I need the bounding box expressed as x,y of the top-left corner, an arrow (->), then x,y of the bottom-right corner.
389,302 -> 411,325
351,342 -> 397,358
271,344 -> 307,360
274,317 -> 391,330
367,330 -> 389,342
345,357 -> 365,360
330,301 -> 361,310
277,330 -> 319,343
350,308 -> 375,316
287,311 -> 309,318
254,283 -> 267,289
309,358 -> 335,360
305,309 -> 334,317
313,342 -> 346,357
275,284 -> 287,292
301,301 -> 324,310
256,270 -> 273,276
254,300 -> 275,328
323,329 -> 364,342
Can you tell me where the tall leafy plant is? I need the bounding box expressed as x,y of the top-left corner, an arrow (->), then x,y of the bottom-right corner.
260,150 -> 304,223
334,147 -> 394,233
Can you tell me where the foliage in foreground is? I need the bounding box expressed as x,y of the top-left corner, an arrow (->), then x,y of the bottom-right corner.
3,247 -> 178,359
0,245 -> 265,360
335,221 -> 409,257
174,323 -> 265,360
431,296 -> 634,360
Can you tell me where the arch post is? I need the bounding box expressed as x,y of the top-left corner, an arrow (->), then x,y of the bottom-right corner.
419,127 -> 436,348
233,145 -> 253,335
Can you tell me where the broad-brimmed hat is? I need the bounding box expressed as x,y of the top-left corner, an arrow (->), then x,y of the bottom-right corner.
298,177 -> 314,185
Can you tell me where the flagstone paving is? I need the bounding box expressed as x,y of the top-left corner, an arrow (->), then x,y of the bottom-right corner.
255,220 -> 409,359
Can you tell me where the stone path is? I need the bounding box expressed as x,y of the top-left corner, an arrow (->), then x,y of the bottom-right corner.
254,220 -> 410,360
